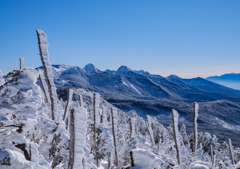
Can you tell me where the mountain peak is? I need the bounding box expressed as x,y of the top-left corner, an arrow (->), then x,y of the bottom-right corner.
116,65 -> 133,75
83,63 -> 101,73
167,74 -> 181,79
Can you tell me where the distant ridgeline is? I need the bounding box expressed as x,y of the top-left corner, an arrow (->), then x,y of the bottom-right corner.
1,30 -> 240,169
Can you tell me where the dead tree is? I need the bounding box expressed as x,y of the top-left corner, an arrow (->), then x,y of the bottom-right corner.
111,108 -> 118,167
172,109 -> 181,166
228,139 -> 234,165
93,93 -> 98,167
68,109 -> 75,169
108,152 -> 111,169
63,88 -> 73,121
79,94 -> 83,107
146,115 -> 154,146
37,68 -> 49,103
193,102 -> 199,153
130,118 -> 132,139
36,30 -> 58,121
19,57 -> 25,70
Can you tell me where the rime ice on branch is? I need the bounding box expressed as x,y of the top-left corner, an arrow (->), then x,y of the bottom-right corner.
193,102 -> 199,153
19,57 -> 25,70
63,88 -> 73,121
146,115 -> 154,145
68,107 -> 87,169
111,107 -> 119,167
0,70 -> 4,86
130,117 -> 135,138
37,68 -> 50,103
172,109 -> 181,166
228,138 -> 234,165
36,29 -> 58,121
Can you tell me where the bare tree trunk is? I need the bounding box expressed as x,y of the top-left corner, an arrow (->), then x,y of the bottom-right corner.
79,94 -> 82,107
36,30 -> 55,120
93,93 -> 98,167
37,68 -> 49,103
228,139 -> 234,165
108,152 -> 111,169
66,117 -> 69,130
68,109 -> 75,169
172,109 -> 181,166
111,108 -> 118,167
193,102 -> 199,153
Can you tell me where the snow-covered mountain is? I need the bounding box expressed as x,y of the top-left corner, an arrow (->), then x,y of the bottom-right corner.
207,73 -> 240,90
1,30 -> 240,168
83,63 -> 102,73
36,64 -> 240,147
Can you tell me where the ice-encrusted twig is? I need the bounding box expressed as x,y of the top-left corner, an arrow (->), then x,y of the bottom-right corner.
63,88 -> 73,121
0,70 -> 5,86
19,57 -> 25,70
172,109 -> 181,166
93,92 -> 100,167
36,29 -> 58,121
228,138 -> 234,165
37,68 -> 50,103
111,107 -> 119,167
130,117 -> 135,138
68,109 -> 75,169
210,144 -> 214,168
146,115 -> 154,145
193,102 -> 199,153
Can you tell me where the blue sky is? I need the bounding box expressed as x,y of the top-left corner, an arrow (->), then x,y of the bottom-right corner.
0,0 -> 239,78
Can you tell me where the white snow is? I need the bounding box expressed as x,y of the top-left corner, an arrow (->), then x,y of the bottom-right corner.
131,148 -> 156,169
130,84 -> 141,95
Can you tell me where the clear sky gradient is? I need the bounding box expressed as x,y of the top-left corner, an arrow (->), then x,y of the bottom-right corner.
0,0 -> 239,78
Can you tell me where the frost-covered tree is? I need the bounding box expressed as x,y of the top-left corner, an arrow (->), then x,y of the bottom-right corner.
172,109 -> 181,166
0,70 -> 5,86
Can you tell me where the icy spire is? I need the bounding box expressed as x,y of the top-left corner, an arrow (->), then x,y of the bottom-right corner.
0,70 -> 5,86
228,138 -> 234,165
172,109 -> 181,166
36,29 -> 58,121
19,57 -> 25,70
37,68 -> 50,103
146,115 -> 154,145
63,88 -> 73,121
193,102 -> 199,153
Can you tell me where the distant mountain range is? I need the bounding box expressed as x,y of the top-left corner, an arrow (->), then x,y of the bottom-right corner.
206,73 -> 240,90
37,63 -> 240,145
